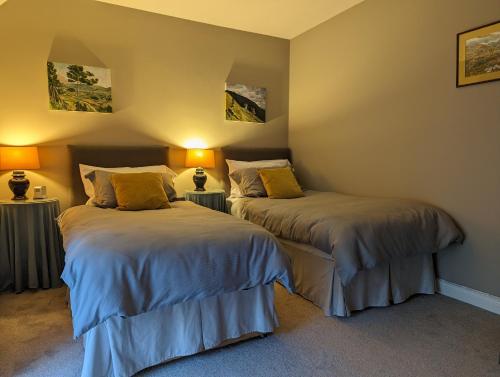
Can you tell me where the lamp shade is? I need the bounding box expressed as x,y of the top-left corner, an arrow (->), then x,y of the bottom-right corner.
185,149 -> 215,168
0,146 -> 40,170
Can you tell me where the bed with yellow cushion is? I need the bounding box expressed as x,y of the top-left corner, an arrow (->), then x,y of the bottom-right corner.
223,147 -> 464,317
64,146 -> 293,377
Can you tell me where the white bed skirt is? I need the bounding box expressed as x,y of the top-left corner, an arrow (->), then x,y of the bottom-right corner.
279,239 -> 435,316
81,284 -> 277,377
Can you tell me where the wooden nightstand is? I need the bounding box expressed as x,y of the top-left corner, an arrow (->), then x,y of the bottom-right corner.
184,189 -> 228,213
0,198 -> 64,293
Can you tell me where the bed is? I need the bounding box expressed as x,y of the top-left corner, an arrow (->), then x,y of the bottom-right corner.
222,147 -> 464,317
61,146 -> 293,377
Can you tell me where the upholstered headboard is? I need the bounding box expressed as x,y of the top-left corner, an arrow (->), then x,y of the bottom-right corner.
220,147 -> 292,192
68,145 -> 169,206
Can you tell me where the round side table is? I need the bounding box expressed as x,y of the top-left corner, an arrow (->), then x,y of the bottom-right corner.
0,198 -> 64,293
184,190 -> 228,213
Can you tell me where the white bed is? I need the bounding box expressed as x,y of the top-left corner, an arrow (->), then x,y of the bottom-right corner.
222,147 -> 463,317
64,146 -> 293,377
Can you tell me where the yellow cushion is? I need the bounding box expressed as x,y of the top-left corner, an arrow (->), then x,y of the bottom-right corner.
111,172 -> 170,211
258,167 -> 304,199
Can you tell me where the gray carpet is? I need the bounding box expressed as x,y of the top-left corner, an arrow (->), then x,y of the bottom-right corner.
0,286 -> 499,377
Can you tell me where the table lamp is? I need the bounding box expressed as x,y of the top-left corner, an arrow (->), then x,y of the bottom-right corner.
0,146 -> 40,200
185,149 -> 215,191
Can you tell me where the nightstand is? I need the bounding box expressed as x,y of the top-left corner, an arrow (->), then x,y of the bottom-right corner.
0,198 -> 64,293
184,189 -> 228,213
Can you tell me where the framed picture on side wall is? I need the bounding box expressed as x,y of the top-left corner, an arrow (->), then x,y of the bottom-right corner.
456,20 -> 500,87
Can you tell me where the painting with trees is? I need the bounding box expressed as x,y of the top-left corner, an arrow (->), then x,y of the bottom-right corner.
47,62 -> 112,112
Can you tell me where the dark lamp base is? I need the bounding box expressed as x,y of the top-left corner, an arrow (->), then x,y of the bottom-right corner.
8,170 -> 30,200
193,167 -> 207,191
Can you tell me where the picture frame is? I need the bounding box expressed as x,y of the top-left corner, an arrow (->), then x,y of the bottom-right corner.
456,20 -> 500,87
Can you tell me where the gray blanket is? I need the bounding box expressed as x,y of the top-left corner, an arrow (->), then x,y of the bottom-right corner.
233,191 -> 464,285
59,202 -> 293,338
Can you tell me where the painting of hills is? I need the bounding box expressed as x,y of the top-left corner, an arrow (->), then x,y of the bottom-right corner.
465,31 -> 500,77
225,83 -> 266,123
47,61 -> 112,113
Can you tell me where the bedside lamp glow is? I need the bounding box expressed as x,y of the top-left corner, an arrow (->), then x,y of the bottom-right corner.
0,146 -> 40,200
185,149 -> 215,191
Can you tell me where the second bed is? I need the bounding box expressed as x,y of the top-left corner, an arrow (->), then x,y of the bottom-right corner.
223,147 -> 464,317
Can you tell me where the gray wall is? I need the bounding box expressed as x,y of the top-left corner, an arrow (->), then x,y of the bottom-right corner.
0,0 -> 289,208
290,0 -> 500,296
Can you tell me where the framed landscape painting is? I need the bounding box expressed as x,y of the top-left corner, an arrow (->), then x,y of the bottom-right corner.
225,83 -> 266,123
457,20 -> 500,87
47,62 -> 112,112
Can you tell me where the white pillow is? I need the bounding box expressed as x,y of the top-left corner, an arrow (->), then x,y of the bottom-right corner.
79,164 -> 177,198
226,159 -> 291,197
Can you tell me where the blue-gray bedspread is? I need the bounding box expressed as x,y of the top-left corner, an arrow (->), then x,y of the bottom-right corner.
59,202 -> 293,338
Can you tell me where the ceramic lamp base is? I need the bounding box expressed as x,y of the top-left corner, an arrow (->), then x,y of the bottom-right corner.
8,170 -> 30,200
193,168 -> 207,191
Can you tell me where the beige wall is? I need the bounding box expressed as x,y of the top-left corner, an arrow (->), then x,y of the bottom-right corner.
0,0 -> 289,208
2,0 -> 498,296
290,0 -> 500,296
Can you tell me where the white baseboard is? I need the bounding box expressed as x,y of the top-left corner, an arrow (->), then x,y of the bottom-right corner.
436,279 -> 500,315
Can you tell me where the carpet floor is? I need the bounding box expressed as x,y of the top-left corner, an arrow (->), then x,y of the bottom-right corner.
0,285 -> 498,377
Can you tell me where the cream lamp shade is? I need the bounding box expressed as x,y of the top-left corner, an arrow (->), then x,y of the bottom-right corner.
0,146 -> 40,170
185,149 -> 215,168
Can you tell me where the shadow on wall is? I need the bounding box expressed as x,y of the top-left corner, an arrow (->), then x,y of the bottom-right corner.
48,35 -> 106,68
42,121 -> 168,147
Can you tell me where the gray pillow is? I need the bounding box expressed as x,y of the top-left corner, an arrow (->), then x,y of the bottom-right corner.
85,170 -> 117,208
229,167 -> 267,197
160,172 -> 177,202
85,170 -> 177,208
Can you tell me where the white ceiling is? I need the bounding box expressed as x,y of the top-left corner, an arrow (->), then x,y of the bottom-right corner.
95,0 -> 364,39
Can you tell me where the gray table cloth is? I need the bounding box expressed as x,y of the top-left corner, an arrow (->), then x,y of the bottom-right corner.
0,199 -> 64,292
185,190 -> 228,213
